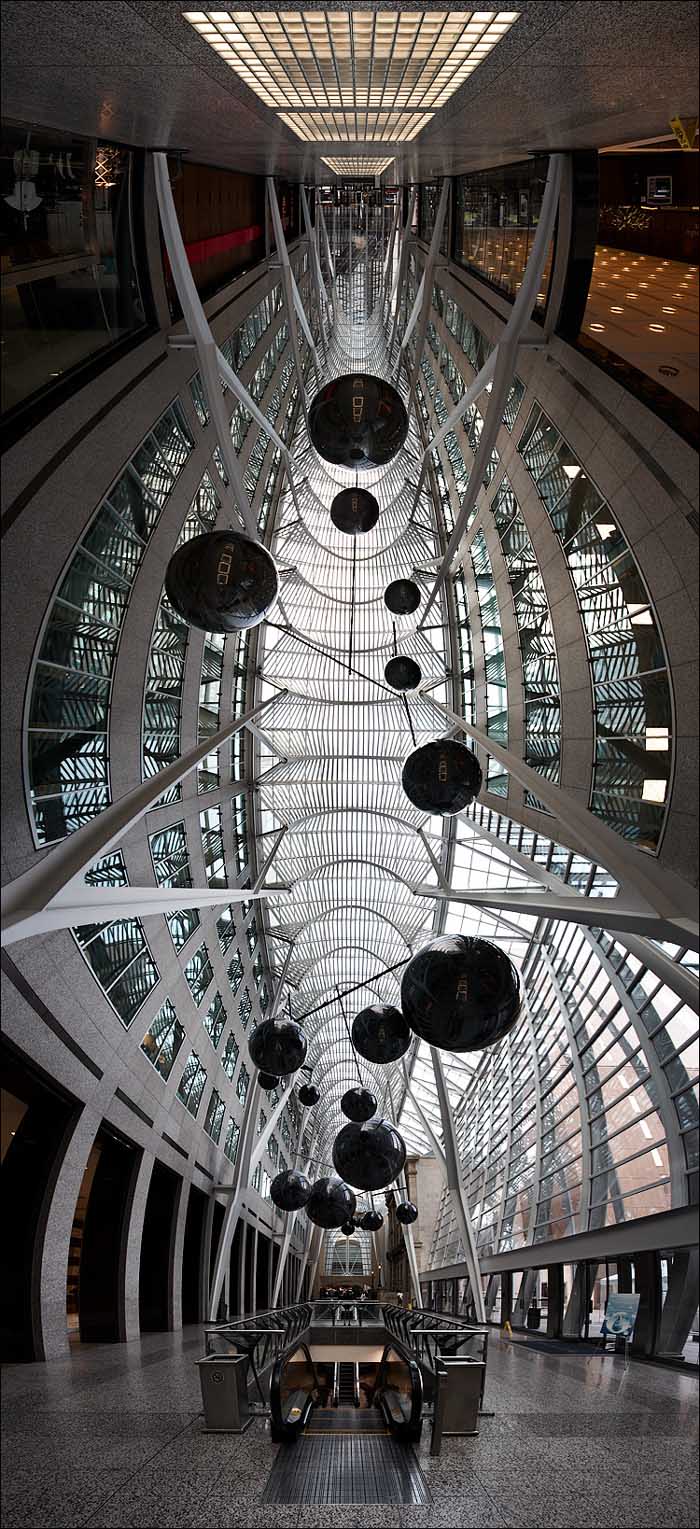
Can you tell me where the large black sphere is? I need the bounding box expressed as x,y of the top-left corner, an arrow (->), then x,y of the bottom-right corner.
330,487 -> 379,535
361,1209 -> 384,1231
384,579 -> 421,615
341,1087 -> 377,1123
305,1176 -> 357,1228
340,1220 -> 357,1236
308,373 -> 408,469
249,1018 -> 307,1076
332,1118 -> 406,1192
352,1004 -> 411,1064
298,1083 -> 320,1107
270,1168 -> 312,1212
396,1201 -> 418,1225
402,739 -> 483,816
385,656 -> 422,692
401,935 -> 521,1052
164,530 -> 278,633
258,1072 -> 280,1091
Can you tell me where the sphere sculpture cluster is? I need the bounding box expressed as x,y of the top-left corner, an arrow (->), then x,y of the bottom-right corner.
333,1117 -> 406,1192
352,1004 -> 411,1064
258,1071 -> 280,1091
341,1087 -> 377,1122
361,1209 -> 383,1231
248,1018 -> 307,1077
305,1176 -> 357,1228
330,487 -> 379,536
402,739 -> 483,816
298,1083 -> 320,1107
309,373 -> 408,470
401,935 -> 522,1052
384,579 -> 421,615
165,530 -> 278,633
385,656 -> 421,692
270,1168 -> 312,1212
396,1201 -> 418,1225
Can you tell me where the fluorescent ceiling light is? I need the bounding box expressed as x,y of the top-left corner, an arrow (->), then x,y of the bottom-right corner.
183,9 -> 520,141
642,779 -> 667,804
321,156 -> 395,177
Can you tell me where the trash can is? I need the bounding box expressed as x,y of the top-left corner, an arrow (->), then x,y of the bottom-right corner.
527,1306 -> 541,1330
196,1354 -> 253,1433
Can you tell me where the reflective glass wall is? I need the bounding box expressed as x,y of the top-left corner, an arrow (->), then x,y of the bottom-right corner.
1,120 -> 149,423
452,155 -> 553,315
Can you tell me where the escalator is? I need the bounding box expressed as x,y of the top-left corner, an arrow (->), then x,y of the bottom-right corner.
269,1343 -> 422,1443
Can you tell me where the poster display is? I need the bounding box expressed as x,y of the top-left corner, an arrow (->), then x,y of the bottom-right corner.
601,1292 -> 640,1341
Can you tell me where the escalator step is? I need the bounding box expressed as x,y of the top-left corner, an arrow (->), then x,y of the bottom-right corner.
262,1435 -> 431,1505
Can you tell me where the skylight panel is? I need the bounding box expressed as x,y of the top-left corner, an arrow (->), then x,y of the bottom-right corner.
320,156 -> 396,177
183,9 -> 519,141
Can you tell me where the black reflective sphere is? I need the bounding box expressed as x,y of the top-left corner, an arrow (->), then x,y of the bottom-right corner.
332,1118 -> 407,1192
385,656 -> 422,692
330,487 -> 379,535
258,1072 -> 280,1091
401,935 -> 522,1052
270,1168 -> 312,1212
396,1200 -> 418,1225
341,1087 -> 377,1123
248,1018 -> 307,1076
305,1176 -> 357,1228
340,1220 -> 357,1236
352,1004 -> 411,1065
164,530 -> 278,633
308,373 -> 409,469
361,1209 -> 384,1231
297,1083 -> 320,1107
402,739 -> 483,816
384,578 -> 421,615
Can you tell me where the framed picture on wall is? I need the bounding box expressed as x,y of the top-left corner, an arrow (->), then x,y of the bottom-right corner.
646,175 -> 672,204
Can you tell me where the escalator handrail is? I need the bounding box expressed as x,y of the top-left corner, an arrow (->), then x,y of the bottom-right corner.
269,1339 -> 321,1442
374,1340 -> 423,1442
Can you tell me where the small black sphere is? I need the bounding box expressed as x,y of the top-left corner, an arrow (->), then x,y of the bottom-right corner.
270,1168 -> 312,1212
298,1083 -> 320,1107
396,1200 -> 418,1225
258,1072 -> 280,1091
305,1176 -> 357,1228
332,1118 -> 407,1191
384,579 -> 421,616
330,487 -> 379,535
341,1087 -> 377,1123
249,1018 -> 307,1076
401,935 -> 521,1052
340,1220 -> 357,1237
402,739 -> 483,816
164,530 -> 278,633
308,373 -> 409,469
361,1209 -> 384,1231
352,1004 -> 411,1064
385,656 -> 422,691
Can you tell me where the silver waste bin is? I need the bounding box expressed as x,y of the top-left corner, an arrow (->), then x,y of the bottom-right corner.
196,1354 -> 253,1433
430,1357 -> 485,1453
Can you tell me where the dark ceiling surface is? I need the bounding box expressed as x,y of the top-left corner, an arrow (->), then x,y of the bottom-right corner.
2,0 -> 698,180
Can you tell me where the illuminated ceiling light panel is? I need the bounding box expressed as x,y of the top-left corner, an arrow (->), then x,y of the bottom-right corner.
321,156 -> 395,177
183,9 -> 520,141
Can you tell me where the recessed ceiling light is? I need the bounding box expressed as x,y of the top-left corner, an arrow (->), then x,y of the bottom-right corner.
589,322 -> 605,331
183,8 -> 520,141
645,726 -> 669,752
639,282 -> 649,288
649,323 -> 665,332
642,778 -> 667,803
610,305 -> 624,313
662,306 -> 676,314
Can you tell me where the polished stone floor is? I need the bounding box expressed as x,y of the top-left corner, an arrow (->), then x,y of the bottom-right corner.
1,1327 -> 698,1529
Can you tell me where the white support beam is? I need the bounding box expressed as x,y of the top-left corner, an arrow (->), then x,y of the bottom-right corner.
421,349 -> 497,462
388,188 -> 416,356
267,178 -> 315,410
152,152 -> 258,540
402,179 -> 450,405
208,1075 -> 262,1320
252,826 -> 288,892
270,1107 -> 312,1306
4,883 -> 288,944
411,884 -> 698,948
423,694 -> 699,949
430,1047 -> 486,1323
400,1062 -> 446,1171
418,154 -> 564,625
1,692 -> 285,948
300,186 -> 329,354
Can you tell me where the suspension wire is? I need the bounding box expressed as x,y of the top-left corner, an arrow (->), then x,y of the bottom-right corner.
263,619 -> 397,697
402,693 -> 417,747
297,956 -> 407,1020
336,982 -> 365,1089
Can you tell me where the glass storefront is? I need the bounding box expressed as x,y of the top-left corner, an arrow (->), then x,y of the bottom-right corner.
1,120 -> 149,422
453,156 -> 554,315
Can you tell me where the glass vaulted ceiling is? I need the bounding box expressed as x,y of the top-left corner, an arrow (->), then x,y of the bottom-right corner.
253,202 -> 533,1177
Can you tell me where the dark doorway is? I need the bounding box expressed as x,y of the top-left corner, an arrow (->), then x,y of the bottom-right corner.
79,1124 -> 141,1342
256,1232 -> 270,1312
1,1037 -> 82,1361
139,1160 -> 182,1331
229,1218 -> 243,1317
182,1184 -> 207,1324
